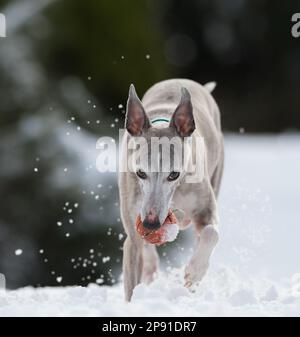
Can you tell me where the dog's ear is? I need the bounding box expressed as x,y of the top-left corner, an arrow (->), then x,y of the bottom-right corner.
169,87 -> 195,137
125,84 -> 150,136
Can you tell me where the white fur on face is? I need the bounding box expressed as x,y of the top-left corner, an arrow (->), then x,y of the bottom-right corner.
135,138 -> 184,224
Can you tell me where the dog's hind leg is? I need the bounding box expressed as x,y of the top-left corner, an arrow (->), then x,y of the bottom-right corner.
142,243 -> 159,284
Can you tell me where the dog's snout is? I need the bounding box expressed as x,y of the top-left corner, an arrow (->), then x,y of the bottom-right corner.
142,214 -> 161,230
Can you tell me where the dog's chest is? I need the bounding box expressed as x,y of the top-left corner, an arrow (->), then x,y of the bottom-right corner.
172,183 -> 207,217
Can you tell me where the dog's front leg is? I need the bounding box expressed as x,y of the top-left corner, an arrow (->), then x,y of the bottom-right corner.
123,232 -> 143,301
184,208 -> 219,288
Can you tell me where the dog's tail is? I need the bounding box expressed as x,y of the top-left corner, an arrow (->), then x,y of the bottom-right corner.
204,81 -> 217,93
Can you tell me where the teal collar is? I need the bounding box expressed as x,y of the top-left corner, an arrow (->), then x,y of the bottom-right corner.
151,117 -> 170,125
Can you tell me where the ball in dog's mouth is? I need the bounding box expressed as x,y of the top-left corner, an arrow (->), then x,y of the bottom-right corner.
135,211 -> 179,245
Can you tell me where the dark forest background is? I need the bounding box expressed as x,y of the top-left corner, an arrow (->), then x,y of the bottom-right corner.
0,0 -> 299,289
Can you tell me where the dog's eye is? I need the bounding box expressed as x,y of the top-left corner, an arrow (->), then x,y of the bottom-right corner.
136,169 -> 147,179
167,171 -> 180,181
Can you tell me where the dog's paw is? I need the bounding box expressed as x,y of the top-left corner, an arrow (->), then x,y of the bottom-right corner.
184,261 -> 209,289
183,225 -> 218,289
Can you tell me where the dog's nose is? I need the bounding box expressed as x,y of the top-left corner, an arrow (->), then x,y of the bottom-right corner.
142,215 -> 161,230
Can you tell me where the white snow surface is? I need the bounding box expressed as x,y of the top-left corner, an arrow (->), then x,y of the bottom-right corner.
1,134 -> 300,317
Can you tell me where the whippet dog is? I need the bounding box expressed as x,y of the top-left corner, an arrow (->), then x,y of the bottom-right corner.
119,79 -> 224,301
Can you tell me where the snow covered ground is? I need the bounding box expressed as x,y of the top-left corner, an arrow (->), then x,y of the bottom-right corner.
1,134 -> 300,316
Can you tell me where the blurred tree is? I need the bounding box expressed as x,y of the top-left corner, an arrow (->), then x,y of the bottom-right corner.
41,0 -> 168,103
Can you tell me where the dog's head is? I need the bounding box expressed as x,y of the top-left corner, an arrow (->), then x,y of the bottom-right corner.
125,84 -> 195,230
